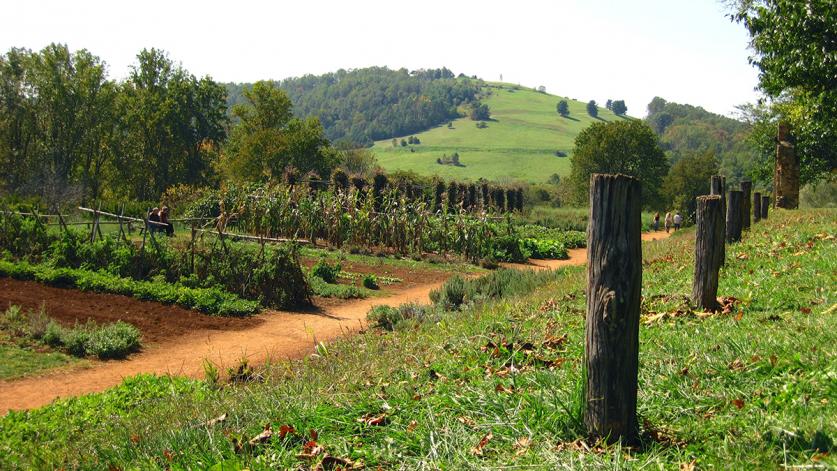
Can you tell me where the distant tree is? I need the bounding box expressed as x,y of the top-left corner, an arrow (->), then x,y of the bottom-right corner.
548,173 -> 561,185
612,100 -> 627,116
391,138 -> 398,147
469,102 -> 491,120
586,100 -> 598,118
340,147 -> 378,175
557,100 -> 570,117
569,120 -> 669,207
662,151 -> 719,219
537,85 -> 546,93
451,152 -> 460,166
413,136 -> 421,144
400,139 -> 407,147
605,99 -> 613,110
447,121 -> 453,129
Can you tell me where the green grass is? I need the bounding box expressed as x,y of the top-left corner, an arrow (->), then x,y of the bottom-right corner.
374,83 -> 629,183
0,345 -> 76,380
1,209 -> 834,469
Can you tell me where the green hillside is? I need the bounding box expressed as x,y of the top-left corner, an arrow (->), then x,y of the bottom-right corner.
374,83 -> 627,183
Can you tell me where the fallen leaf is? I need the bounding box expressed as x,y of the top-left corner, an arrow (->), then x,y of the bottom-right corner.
542,333 -> 568,349
736,253 -> 749,260
458,416 -> 477,427
407,420 -> 418,432
680,460 -> 697,471
680,367 -> 689,376
514,436 -> 531,457
297,440 -> 324,459
769,355 -> 777,367
130,434 -> 140,444
163,450 -> 174,462
320,454 -> 360,469
471,432 -> 493,456
800,307 -> 812,314
310,429 -> 319,441
728,359 -> 746,371
204,413 -> 227,427
731,399 -> 745,410
248,424 -> 273,446
279,424 -> 296,438
495,383 -> 515,394
357,414 -> 388,426
734,310 -> 744,321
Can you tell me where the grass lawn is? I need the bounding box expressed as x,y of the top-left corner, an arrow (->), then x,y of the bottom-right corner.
374,83 -> 629,183
0,345 -> 77,380
0,209 -> 834,469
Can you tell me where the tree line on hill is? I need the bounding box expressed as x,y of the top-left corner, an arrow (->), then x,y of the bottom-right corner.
225,67 -> 485,146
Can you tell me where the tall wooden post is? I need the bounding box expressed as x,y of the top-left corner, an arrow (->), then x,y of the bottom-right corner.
740,181 -> 752,231
775,123 -> 799,209
584,173 -> 642,444
710,175 -> 726,264
726,190 -> 743,243
692,196 -> 724,311
753,192 -> 762,223
761,195 -> 770,219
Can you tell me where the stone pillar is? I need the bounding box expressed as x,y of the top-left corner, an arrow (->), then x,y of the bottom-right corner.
774,123 -> 799,209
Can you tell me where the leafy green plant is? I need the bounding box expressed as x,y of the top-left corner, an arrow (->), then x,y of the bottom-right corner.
311,259 -> 341,283
362,274 -> 379,290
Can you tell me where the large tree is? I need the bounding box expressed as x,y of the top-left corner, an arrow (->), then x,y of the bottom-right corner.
731,0 -> 837,183
569,120 -> 669,207
118,48 -> 227,200
662,151 -> 719,219
556,100 -> 569,117
219,81 -> 337,182
586,100 -> 598,118
611,100 -> 628,116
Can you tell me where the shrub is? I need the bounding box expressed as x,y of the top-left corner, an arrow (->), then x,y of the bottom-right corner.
429,275 -> 466,309
362,274 -> 379,290
42,321 -> 64,348
311,259 -> 341,284
86,321 -> 142,359
367,303 -> 432,331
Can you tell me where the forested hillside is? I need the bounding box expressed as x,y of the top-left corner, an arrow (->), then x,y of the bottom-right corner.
645,97 -> 757,185
226,67 -> 482,146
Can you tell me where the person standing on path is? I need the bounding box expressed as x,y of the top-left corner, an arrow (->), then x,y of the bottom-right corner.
664,211 -> 673,233
653,212 -> 660,231
673,212 -> 683,231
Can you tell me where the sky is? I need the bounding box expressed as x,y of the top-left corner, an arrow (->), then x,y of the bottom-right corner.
2,0 -> 761,118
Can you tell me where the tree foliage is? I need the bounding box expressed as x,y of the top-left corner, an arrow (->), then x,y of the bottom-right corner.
569,120 -> 669,207
662,151 -> 719,218
556,100 -> 569,117
218,81 -> 337,182
731,0 -> 837,183
611,100 -> 627,116
226,67 -> 481,146
644,97 -> 758,186
586,100 -> 598,118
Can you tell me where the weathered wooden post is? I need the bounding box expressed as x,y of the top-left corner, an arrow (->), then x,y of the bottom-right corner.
761,195 -> 770,219
753,192 -> 762,223
692,196 -> 724,311
710,175 -> 726,264
774,122 -> 799,209
726,190 -> 743,242
740,181 -> 752,231
584,173 -> 642,444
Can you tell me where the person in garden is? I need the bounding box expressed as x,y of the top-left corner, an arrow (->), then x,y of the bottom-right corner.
147,207 -> 161,233
664,211 -> 673,233
160,206 -> 174,236
653,212 -> 660,231
673,211 -> 683,231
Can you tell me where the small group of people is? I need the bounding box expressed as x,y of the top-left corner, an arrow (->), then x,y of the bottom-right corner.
147,206 -> 174,236
653,211 -> 682,233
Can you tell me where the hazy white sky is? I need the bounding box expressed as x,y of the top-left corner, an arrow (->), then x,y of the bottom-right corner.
2,0 -> 760,117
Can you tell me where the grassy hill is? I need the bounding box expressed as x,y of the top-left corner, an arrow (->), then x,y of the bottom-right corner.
374,83 -> 627,183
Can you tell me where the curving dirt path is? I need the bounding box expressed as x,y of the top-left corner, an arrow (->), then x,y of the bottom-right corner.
0,230 -> 672,413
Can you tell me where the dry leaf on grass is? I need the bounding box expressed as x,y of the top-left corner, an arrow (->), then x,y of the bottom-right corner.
471,432 -> 493,456
514,436 -> 531,457
458,416 -> 477,427
318,454 -> 362,470
728,359 -> 746,371
495,383 -> 515,394
357,414 -> 388,426
297,440 -> 325,459
731,398 -> 745,409
248,424 -> 273,446
407,420 -> 418,432
203,413 -> 227,427
680,460 -> 697,471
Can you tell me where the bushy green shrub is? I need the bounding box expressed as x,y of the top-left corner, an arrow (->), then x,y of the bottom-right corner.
367,303 -> 433,331
485,236 -> 529,263
308,276 -> 365,299
520,238 -> 569,259
430,269 -> 559,311
362,274 -> 379,290
430,275 -> 466,309
86,321 -> 142,359
311,259 -> 341,283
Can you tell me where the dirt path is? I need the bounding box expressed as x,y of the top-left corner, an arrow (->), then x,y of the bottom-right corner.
0,230 -> 672,413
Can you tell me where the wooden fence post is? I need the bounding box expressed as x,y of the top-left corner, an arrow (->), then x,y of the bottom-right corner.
726,190 -> 743,243
584,173 -> 642,444
710,175 -> 726,264
775,122 -> 799,209
753,192 -> 762,223
740,181 -> 752,231
761,195 -> 770,219
692,196 -> 724,311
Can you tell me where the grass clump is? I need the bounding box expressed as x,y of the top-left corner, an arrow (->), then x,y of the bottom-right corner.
310,259 -> 341,284
430,268 -> 561,310
367,303 -> 434,331
362,273 -> 379,290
